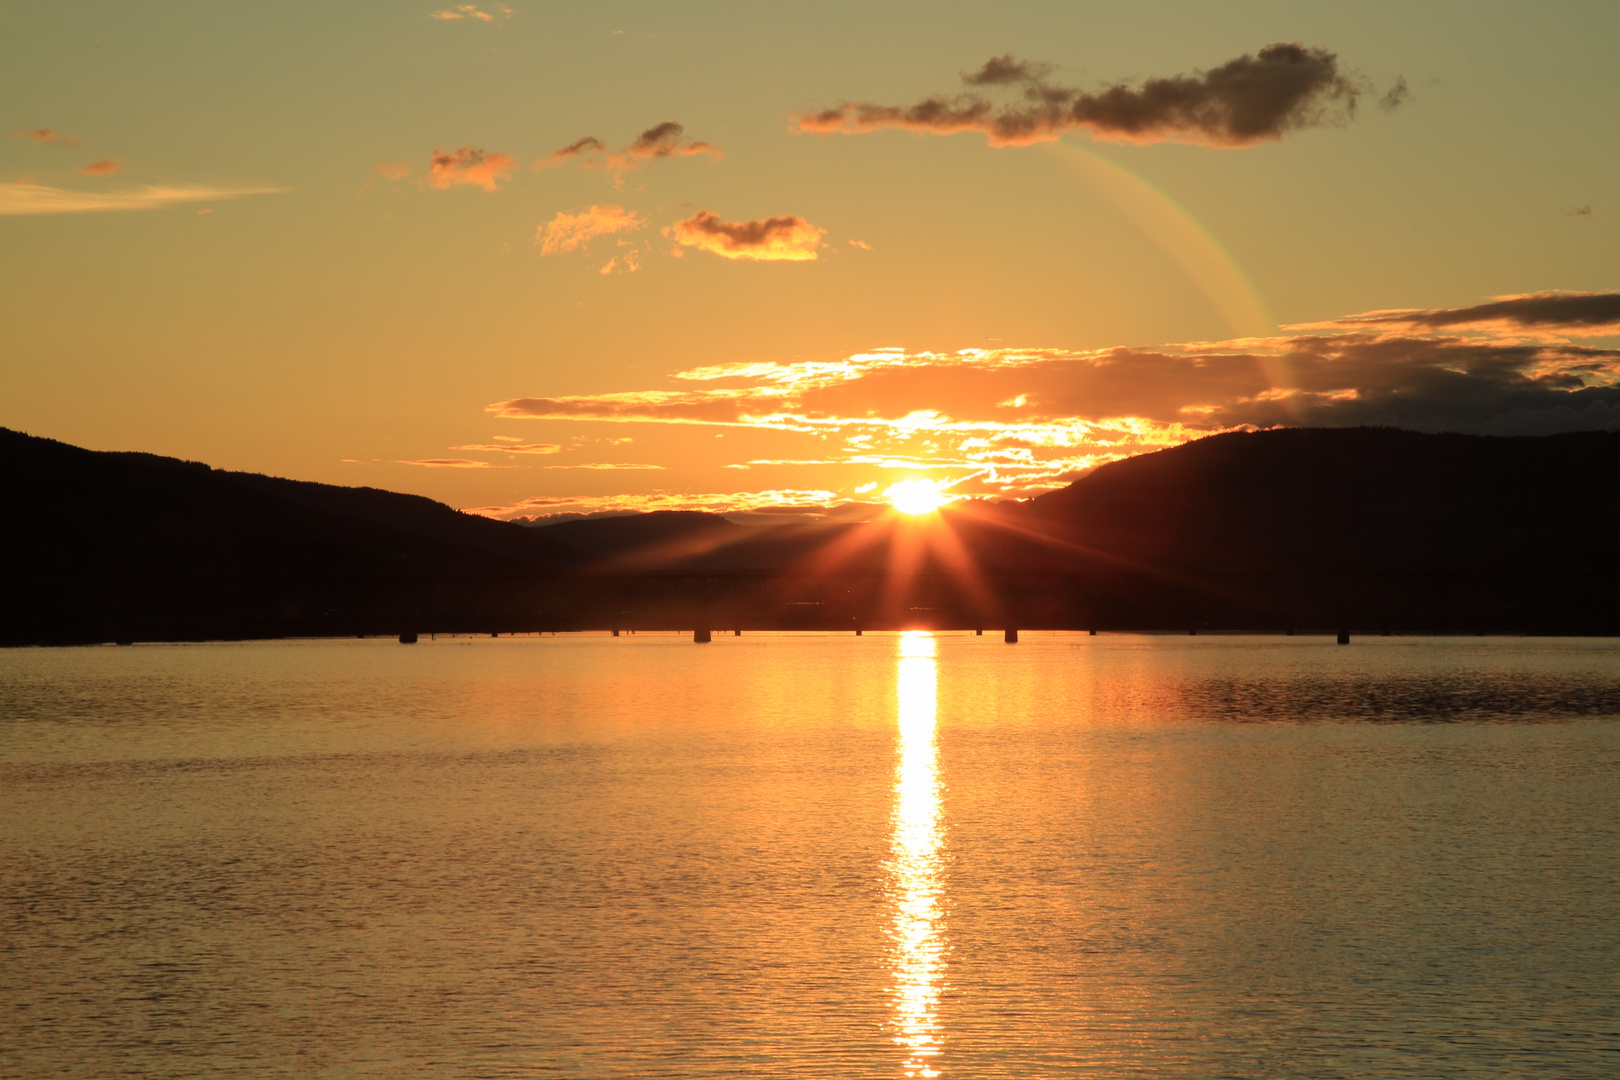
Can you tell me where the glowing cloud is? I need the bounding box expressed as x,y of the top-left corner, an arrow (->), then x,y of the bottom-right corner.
536,204 -> 645,255
467,488 -> 842,521
0,183 -> 283,216
796,44 -> 1382,147
77,159 -> 122,176
668,210 -> 826,261
449,442 -> 561,454
430,5 -> 510,21
397,458 -> 505,468
374,161 -> 410,180
486,297 -> 1620,502
427,146 -> 517,191
543,462 -> 665,470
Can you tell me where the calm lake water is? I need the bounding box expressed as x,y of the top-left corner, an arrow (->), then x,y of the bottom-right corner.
3,634 -> 1619,1078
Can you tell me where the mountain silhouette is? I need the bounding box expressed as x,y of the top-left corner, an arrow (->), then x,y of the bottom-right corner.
4,425 -> 1618,644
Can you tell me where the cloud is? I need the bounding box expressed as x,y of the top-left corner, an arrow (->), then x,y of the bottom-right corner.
848,239 -> 873,251
668,209 -> 826,261
450,442 -> 561,454
466,488 -> 842,520
1565,205 -> 1593,218
374,161 -> 410,181
76,159 -> 121,176
11,128 -> 79,147
795,43 -> 1381,148
1379,76 -> 1411,111
430,5 -> 510,21
1308,291 -> 1620,339
536,204 -> 644,255
0,183 -> 283,216
538,122 -> 722,184
543,462 -> 665,470
625,121 -> 721,160
486,293 -> 1620,498
397,458 -> 506,468
427,146 -> 517,191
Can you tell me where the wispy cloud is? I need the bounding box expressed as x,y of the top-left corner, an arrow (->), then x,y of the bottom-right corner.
668,210 -> 825,261
77,159 -> 121,176
430,4 -> 511,21
397,458 -> 507,468
543,462 -> 665,470
1302,291 -> 1620,339
0,183 -> 283,216
598,251 -> 642,274
427,146 -> 517,191
796,43 -> 1388,148
467,488 -> 842,520
11,128 -> 79,147
538,121 -> 722,185
374,161 -> 411,181
536,203 -> 644,255
449,442 -> 561,454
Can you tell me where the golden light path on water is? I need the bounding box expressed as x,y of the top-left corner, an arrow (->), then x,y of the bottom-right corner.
892,630 -> 944,1077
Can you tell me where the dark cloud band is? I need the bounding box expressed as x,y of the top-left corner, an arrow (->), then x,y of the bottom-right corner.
798,43 -> 1391,147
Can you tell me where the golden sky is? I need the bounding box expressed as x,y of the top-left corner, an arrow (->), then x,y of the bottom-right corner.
3,2 -> 1616,520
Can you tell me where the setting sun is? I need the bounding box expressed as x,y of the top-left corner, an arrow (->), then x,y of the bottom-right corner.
885,478 -> 952,515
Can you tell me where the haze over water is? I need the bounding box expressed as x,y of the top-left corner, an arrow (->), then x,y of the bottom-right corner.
4,634 -> 1619,1078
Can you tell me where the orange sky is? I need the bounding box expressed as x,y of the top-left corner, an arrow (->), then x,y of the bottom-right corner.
2,3 -> 1616,519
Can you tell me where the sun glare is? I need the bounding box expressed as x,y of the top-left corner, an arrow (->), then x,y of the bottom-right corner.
886,478 -> 951,516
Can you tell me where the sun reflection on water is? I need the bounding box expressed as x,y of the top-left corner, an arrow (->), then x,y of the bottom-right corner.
892,630 -> 944,1076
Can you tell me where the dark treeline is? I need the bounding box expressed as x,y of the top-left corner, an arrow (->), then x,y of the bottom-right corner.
3,425 -> 1618,645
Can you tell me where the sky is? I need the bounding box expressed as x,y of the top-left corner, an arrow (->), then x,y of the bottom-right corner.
3,0 -> 1617,520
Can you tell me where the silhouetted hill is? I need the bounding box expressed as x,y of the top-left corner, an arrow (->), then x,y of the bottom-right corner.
4,425 -> 1619,643
0,428 -> 575,644
1010,427 -> 1620,631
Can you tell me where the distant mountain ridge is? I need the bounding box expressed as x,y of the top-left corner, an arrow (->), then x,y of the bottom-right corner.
4,425 -> 1619,643
0,427 -> 572,644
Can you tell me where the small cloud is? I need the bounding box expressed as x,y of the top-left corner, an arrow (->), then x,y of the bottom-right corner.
11,128 -> 79,147
1379,76 -> 1411,111
625,121 -> 721,160
196,208 -> 213,215
598,250 -> 641,274
449,442 -> 561,454
427,146 -> 517,191
668,209 -> 826,261
77,159 -> 121,176
397,458 -> 505,468
848,239 -> 873,251
430,4 -> 509,20
374,161 -> 410,181
795,43 -> 1383,148
0,183 -> 283,216
1565,205 -> 1593,218
543,462 -> 665,470
536,203 -> 644,255
538,121 -> 721,185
